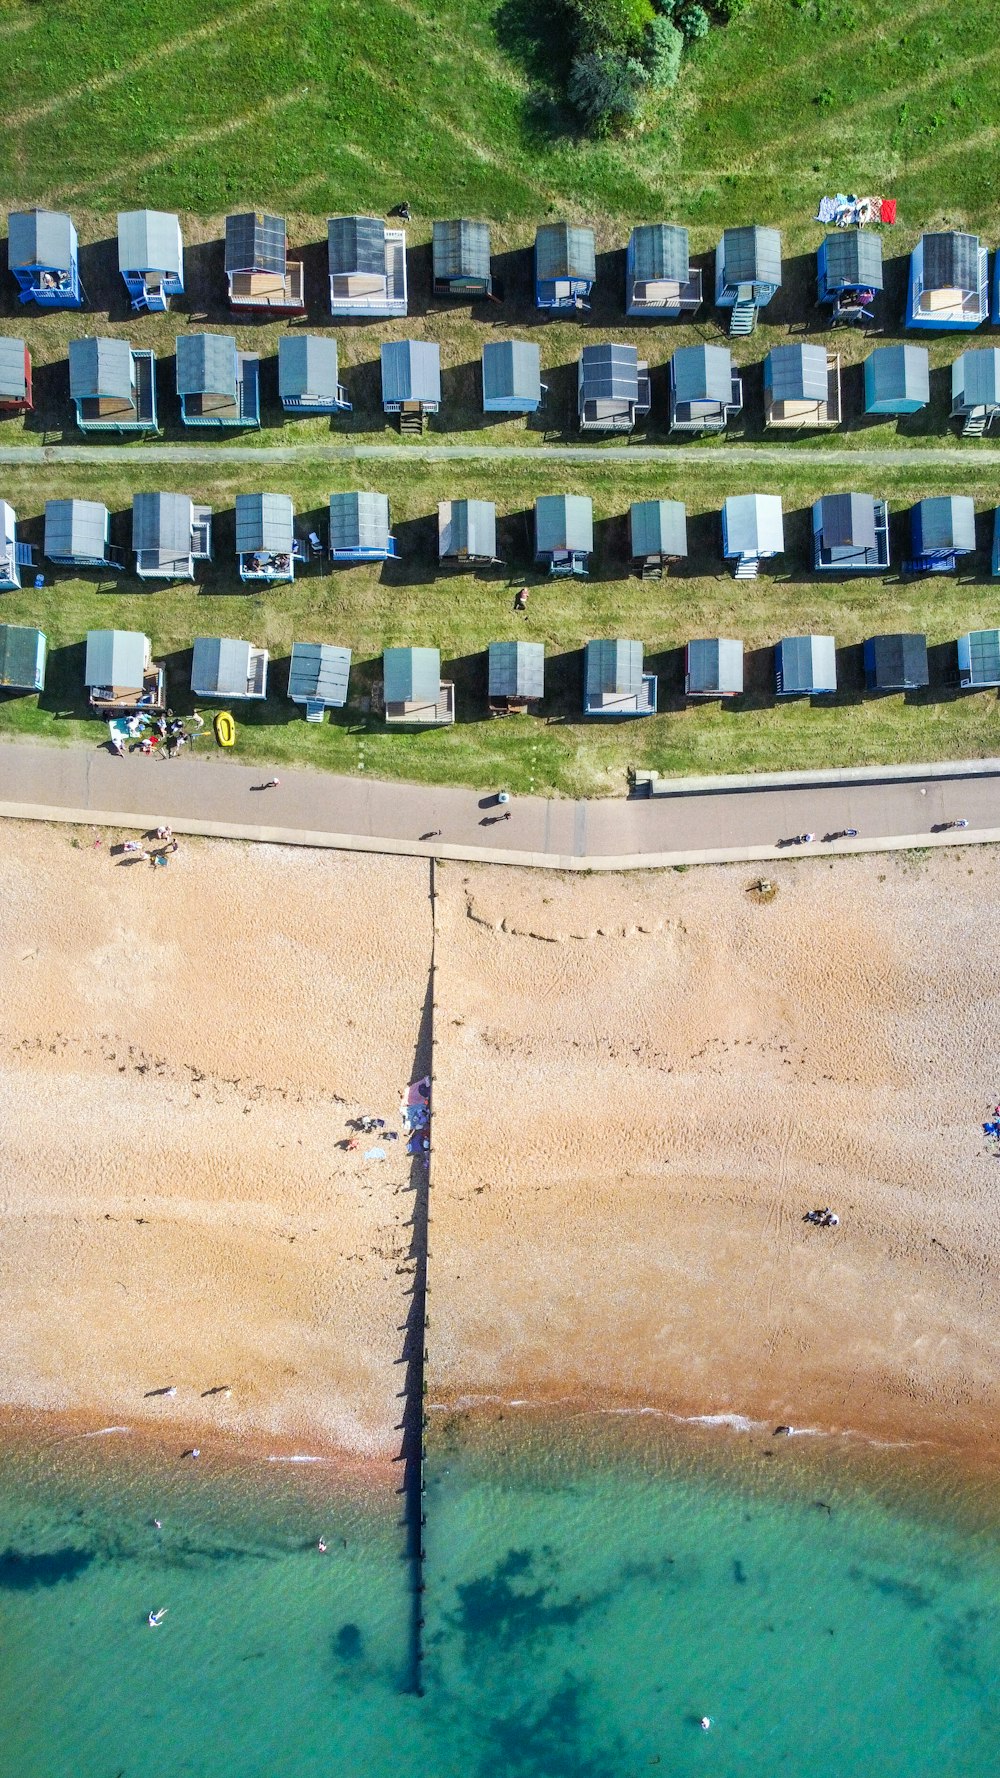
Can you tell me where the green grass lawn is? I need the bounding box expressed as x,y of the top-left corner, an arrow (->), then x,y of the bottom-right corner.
1,453 -> 998,796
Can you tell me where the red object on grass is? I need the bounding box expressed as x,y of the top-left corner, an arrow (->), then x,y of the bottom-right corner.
880,198 -> 897,224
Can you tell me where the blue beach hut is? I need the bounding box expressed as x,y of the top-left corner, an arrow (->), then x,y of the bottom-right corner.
904,496 -> 976,574
534,494 -> 593,577
714,226 -> 781,335
288,642 -> 352,718
0,501 -> 35,590
534,223 -> 596,312
669,344 -> 742,433
684,638 -> 744,699
816,230 -> 882,324
951,349 -> 1000,436
775,635 -> 837,697
812,493 -> 889,572
8,209 -> 83,307
863,345 -> 931,415
380,341 -> 441,426
278,336 -> 350,415
482,341 -> 544,414
583,639 -> 656,718
117,210 -> 184,312
328,492 -> 397,562
626,224 -> 700,318
175,334 -> 259,429
68,337 -> 158,434
44,499 -> 123,570
907,231 -> 987,330
0,622 -> 46,692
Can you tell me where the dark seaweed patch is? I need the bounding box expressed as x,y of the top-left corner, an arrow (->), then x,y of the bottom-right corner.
733,1558 -> 747,1586
452,1548 -> 588,1651
334,1622 -> 363,1662
481,1677 -> 619,1778
849,1566 -> 935,1611
0,1545 -> 95,1590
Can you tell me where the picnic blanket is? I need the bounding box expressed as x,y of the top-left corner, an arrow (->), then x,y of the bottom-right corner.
816,193 -> 895,227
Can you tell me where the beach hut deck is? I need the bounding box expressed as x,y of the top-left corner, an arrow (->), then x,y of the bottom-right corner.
907,231 -> 988,330
191,635 -> 268,700
812,493 -> 889,572
8,209 -> 84,308
488,640 -> 544,715
0,502 -> 34,591
0,339 -> 32,412
176,335 -> 259,428
0,622 -> 46,692
328,217 -> 407,317
685,637 -> 744,699
764,344 -> 840,428
225,212 -> 303,312
669,344 -> 742,432
69,337 -> 157,433
117,210 -> 184,312
438,499 -> 498,566
382,646 -> 454,726
288,641 -> 352,716
626,224 -> 700,318
904,496 -> 976,574
133,492 -> 212,582
236,492 -> 298,583
85,629 -> 165,713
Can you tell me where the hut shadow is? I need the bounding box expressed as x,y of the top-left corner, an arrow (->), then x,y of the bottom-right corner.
685,505 -> 725,575
37,640 -> 89,719
645,644 -> 687,711
293,237 -> 331,326
256,352 -> 283,430
829,642 -> 867,704
479,246 -> 534,322
904,640 -> 961,705
497,506 -> 536,571
181,239 -> 231,324
590,247 -> 626,326
443,650 -> 489,723
538,646 -> 584,722
766,251 -> 815,331
22,357 -> 73,438
335,355 -> 385,432
77,237 -> 119,317
402,240 -> 434,319
439,358 -> 490,426
776,506 -> 818,582
719,644 -> 776,713
593,512 -> 630,581
381,514 -> 438,586
530,358 -> 576,438
896,363 -> 950,439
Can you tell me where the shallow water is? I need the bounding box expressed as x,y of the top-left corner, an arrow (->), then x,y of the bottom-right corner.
0,1423 -> 998,1777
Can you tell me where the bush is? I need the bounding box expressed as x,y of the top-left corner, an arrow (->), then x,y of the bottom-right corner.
676,2 -> 710,38
644,14 -> 684,85
568,49 -> 648,132
568,0 -> 656,54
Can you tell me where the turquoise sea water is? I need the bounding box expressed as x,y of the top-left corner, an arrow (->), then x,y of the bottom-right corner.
0,1421 -> 998,1777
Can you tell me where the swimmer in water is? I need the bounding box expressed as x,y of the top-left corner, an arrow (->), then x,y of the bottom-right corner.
699,1717 -> 712,1732
148,1608 -> 168,1627
317,1537 -> 328,1553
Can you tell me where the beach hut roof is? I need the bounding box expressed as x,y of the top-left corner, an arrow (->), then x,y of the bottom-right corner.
329,491 -> 390,551
0,337 -> 27,401
535,493 -> 593,554
921,230 -> 980,288
380,340 -> 441,404
235,492 -> 294,554
482,340 -> 541,403
580,343 -> 640,402
328,215 -> 386,276
432,219 -> 491,280
85,629 -> 147,688
686,638 -> 744,695
672,343 -> 733,404
176,333 -> 236,396
68,336 -> 133,400
488,640 -> 544,700
630,499 -> 688,559
723,493 -> 784,555
778,635 -> 837,693
225,211 -> 286,274
766,342 -> 829,402
720,225 -> 781,285
443,499 -> 496,558
865,344 -> 930,407
959,629 -> 1000,684
278,334 -> 340,400
8,208 -> 74,270
132,492 -> 194,555
585,639 -> 643,697
630,223 -> 689,283
954,348 -> 1000,408
913,495 -> 976,553
288,641 -> 352,703
535,223 -> 596,282
191,636 -> 255,696
820,230 -> 883,289
816,493 -> 878,550
45,498 -> 109,558
383,646 -> 440,704
117,210 -> 181,274
867,632 -> 928,687
0,623 -> 44,687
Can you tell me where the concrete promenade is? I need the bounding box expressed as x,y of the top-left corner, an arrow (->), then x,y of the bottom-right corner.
1,738 -> 999,869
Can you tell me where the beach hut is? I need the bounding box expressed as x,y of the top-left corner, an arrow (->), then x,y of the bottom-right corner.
583,639 -> 656,718
382,646 -> 454,727
380,341 -> 441,431
669,344 -> 742,433
626,223 -> 700,318
328,491 -> 397,562
863,633 -> 929,693
432,220 -> 492,297
84,629 -> 165,713
950,349 -> 1000,436
714,226 -> 781,335
775,635 -> 837,697
438,499 -> 498,567
577,343 -> 650,433
482,340 -> 544,414
907,231 -> 987,330
68,337 -> 157,434
863,344 -> 931,416
721,494 -> 784,579
176,334 -> 260,429
278,336 -> 350,415
957,629 -> 1000,689
904,496 -> 976,574
328,215 -> 407,318
132,492 -> 212,582
534,223 -> 596,312
190,636 -> 268,701
684,638 -> 744,699
235,493 -> 299,584
117,210 -> 184,312
993,509 -> 1000,577
8,209 -> 83,307
0,339 -> 31,413
44,499 -> 123,570
0,501 -> 35,590
764,343 -> 840,429
288,641 -> 352,719
0,622 -> 46,692
487,640 -> 544,716
224,211 -> 303,313
534,494 -> 593,577
816,230 -> 883,324
629,500 -> 687,579
812,493 -> 889,572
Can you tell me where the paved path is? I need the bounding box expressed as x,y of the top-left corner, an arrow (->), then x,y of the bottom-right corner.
0,441 -> 996,469
2,738 -> 999,869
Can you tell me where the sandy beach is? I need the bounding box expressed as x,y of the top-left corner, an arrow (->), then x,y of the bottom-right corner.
429,852 -> 1000,1460
0,822 -> 430,1464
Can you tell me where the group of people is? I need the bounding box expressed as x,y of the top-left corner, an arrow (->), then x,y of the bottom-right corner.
804,1206 -> 840,1228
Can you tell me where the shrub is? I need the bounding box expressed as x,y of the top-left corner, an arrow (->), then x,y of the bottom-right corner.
568,49 -> 649,132
645,14 -> 684,85
568,0 -> 656,54
676,2 -> 710,38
